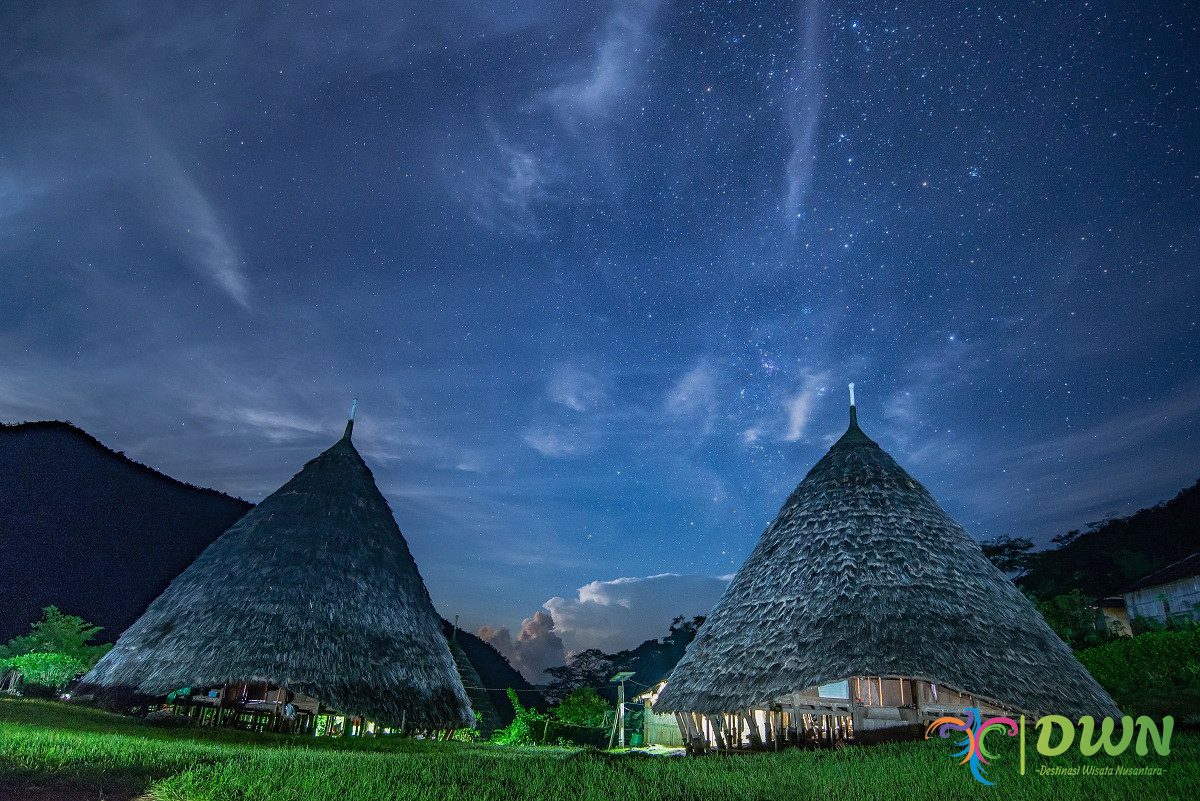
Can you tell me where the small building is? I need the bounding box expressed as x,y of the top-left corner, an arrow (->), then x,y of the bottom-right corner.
655,397 -> 1120,753
1096,595 -> 1132,637
1122,552 -> 1200,627
633,681 -> 683,747
81,409 -> 474,734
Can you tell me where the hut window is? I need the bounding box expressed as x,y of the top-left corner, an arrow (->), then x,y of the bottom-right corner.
818,681 -> 849,698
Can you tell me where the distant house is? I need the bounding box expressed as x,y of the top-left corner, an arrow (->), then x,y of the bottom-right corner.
1122,552 -> 1200,626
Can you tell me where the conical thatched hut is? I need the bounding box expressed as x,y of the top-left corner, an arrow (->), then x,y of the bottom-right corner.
655,399 -> 1120,752
81,413 -> 474,732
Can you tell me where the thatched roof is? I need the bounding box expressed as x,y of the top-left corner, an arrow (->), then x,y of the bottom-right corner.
447,636 -> 503,737
656,406 -> 1120,720
82,419 -> 474,730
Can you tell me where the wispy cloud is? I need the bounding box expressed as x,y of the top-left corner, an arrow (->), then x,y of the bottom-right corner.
523,426 -> 594,458
146,148 -> 250,308
665,362 -> 718,434
193,406 -> 327,443
548,366 -> 608,412
784,0 -> 825,228
463,123 -> 553,238
783,372 -> 827,441
545,0 -> 660,124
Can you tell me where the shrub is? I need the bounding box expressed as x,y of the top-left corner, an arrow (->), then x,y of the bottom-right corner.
491,689 -> 548,745
451,727 -> 480,742
553,687 -> 611,728
1,652 -> 87,693
1077,628 -> 1200,719
1035,590 -> 1117,649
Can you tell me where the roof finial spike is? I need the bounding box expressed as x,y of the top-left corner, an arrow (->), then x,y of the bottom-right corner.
343,399 -> 358,440
849,382 -> 856,407
350,398 -> 358,421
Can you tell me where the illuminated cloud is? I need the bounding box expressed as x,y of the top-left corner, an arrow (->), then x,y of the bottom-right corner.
784,0 -> 825,227
477,611 -> 565,682
543,573 -> 730,655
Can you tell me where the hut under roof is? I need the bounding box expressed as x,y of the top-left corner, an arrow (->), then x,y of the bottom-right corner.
81,413 -> 474,732
655,398 -> 1120,752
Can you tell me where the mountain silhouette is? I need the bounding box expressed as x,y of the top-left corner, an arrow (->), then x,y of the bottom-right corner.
0,421 -> 252,644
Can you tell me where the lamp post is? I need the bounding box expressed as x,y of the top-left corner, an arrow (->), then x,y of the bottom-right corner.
608,671 -> 635,749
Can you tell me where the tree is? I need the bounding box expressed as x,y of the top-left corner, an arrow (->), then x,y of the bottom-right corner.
663,615 -> 705,649
1035,590 -> 1116,650
553,686 -> 612,728
543,649 -> 615,704
1050,530 -> 1081,548
0,606 -> 112,668
981,535 -> 1035,575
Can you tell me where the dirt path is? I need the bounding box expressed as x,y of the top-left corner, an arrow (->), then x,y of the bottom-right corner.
0,781 -> 153,800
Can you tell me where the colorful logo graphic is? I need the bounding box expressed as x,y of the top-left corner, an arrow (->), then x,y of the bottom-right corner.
926,707 -> 1018,785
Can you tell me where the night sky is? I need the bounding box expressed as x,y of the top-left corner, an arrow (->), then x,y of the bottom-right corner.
3,2 -> 1197,679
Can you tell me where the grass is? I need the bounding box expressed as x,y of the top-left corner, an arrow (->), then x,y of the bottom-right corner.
2,698 -> 1199,800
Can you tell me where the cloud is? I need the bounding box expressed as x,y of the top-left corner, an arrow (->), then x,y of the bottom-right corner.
784,0 -> 825,227
741,426 -> 764,444
522,426 -> 594,457
463,124 -> 553,238
548,366 -> 607,411
665,362 -> 718,433
147,148 -> 249,308
0,174 -> 46,233
542,573 -> 730,654
477,611 -> 565,682
545,0 -> 660,123
193,405 -> 328,443
783,372 -> 826,441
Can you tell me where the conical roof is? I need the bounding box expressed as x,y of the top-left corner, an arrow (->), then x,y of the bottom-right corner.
82,419 -> 474,730
655,406 -> 1120,720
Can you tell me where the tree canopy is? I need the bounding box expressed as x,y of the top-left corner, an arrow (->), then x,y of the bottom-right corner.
0,606 -> 112,668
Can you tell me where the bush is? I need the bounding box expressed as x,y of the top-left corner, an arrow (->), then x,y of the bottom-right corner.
451,727 -> 480,742
1077,628 -> 1200,719
491,689 -> 548,745
1035,590 -> 1117,649
1,652 -> 87,693
553,687 -> 611,728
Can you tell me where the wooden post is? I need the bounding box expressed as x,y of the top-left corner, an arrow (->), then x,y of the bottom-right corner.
746,710 -> 763,749
617,680 -> 626,748
673,712 -> 689,753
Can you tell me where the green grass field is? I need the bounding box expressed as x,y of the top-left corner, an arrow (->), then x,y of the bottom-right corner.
2,698 -> 1198,800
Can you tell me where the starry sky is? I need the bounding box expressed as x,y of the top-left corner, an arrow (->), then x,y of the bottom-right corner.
3,2 -> 1197,679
